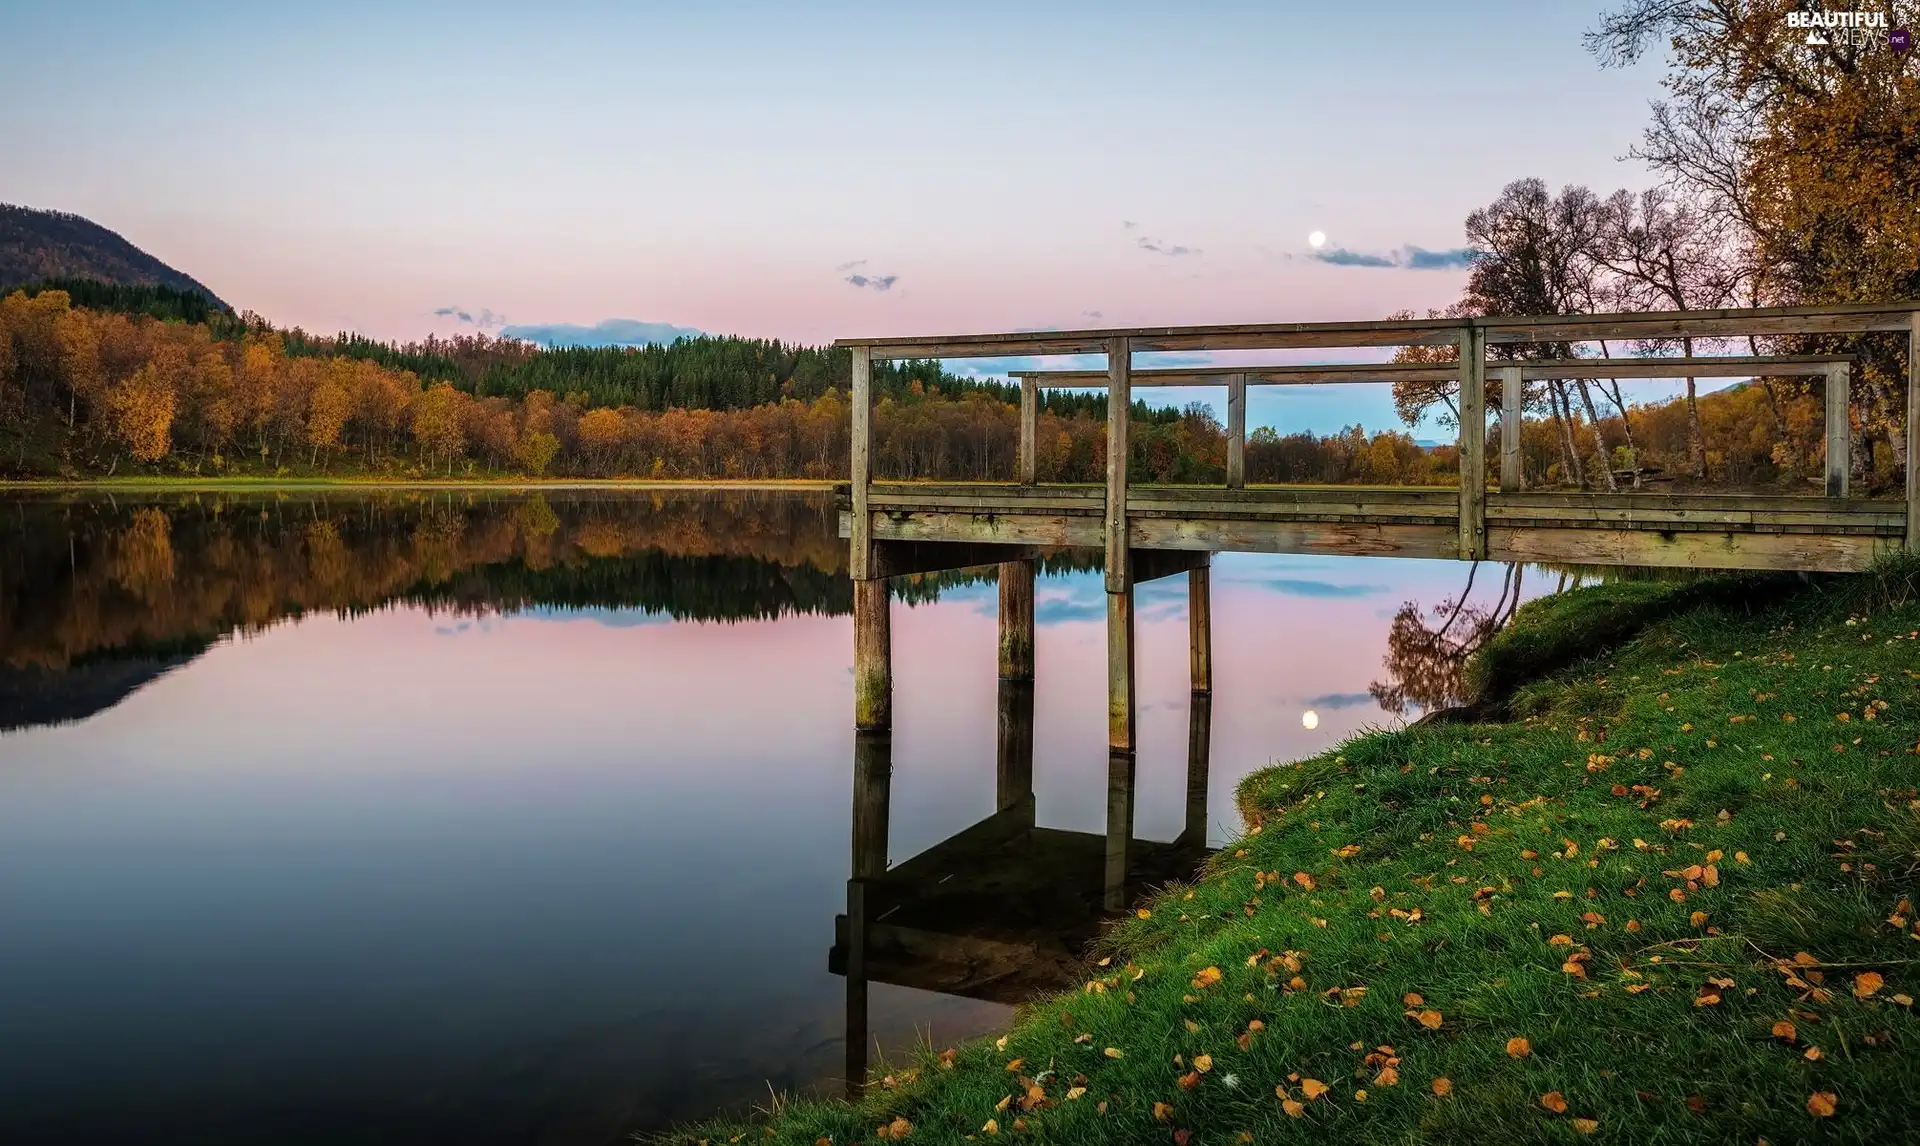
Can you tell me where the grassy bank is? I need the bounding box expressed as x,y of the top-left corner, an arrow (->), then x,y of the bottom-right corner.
680,557 -> 1920,1145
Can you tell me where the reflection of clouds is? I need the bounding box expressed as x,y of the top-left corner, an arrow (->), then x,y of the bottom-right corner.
1304,691 -> 1376,710
518,606 -> 678,629
1259,578 -> 1388,598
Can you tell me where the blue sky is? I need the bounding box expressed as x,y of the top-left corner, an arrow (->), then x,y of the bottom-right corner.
0,0 -> 1677,432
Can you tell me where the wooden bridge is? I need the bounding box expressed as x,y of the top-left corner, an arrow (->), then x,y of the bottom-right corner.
835,301 -> 1919,763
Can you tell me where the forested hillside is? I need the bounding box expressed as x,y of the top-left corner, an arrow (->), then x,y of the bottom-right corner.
0,205 -> 228,309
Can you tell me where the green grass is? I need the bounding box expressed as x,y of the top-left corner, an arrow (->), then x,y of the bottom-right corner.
675,556 -> 1920,1145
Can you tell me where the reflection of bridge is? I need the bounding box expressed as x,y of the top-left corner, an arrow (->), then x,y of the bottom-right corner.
831,684 -> 1213,1094
837,304 -> 1919,761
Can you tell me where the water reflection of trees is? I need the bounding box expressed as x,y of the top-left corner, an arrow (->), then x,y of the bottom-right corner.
1369,562 -> 1525,717
0,491 -> 977,674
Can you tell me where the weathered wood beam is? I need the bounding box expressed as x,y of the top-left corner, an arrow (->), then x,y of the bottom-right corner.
1483,311 -> 1911,345
1500,365 -> 1524,493
1009,356 -> 1853,389
850,345 -> 875,580
1488,526 -> 1898,573
1458,326 -> 1487,559
1018,375 -> 1037,485
1105,336 -> 1132,592
853,579 -> 891,731
997,559 -> 1035,680
852,731 -> 891,877
1130,518 -> 1461,559
833,304 -> 1914,360
1226,372 -> 1246,489
1825,363 -> 1851,499
1189,559 -> 1212,695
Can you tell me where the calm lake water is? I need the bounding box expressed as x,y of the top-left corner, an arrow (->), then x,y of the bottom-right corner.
0,490 -> 1531,1145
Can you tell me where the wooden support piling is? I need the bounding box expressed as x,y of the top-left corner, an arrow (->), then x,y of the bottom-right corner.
1500,365 -> 1523,493
1103,749 -> 1136,910
1226,372 -> 1246,489
1018,375 -> 1038,485
1188,558 -> 1212,694
997,560 -> 1036,680
853,579 -> 891,731
1458,325 -> 1487,559
1106,585 -> 1135,754
1825,362 -> 1851,499
845,728 -> 891,1098
995,680 -> 1036,820
1105,336 -> 1132,590
1181,691 -> 1212,850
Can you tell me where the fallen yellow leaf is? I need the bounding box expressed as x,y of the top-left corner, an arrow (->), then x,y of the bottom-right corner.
1431,1077 -> 1453,1096
1854,971 -> 1884,998
1293,872 -> 1316,891
1772,1020 -> 1797,1043
1412,1009 -> 1443,1030
1152,1102 -> 1174,1123
1136,908 -> 1152,919
1004,1059 -> 1023,1072
1065,1087 -> 1086,1101
1103,1047 -> 1123,1058
1193,1054 -> 1213,1073
1506,1036 -> 1531,1058
981,1120 -> 998,1136
1572,1117 -> 1598,1135
994,1096 -> 1010,1113
1402,991 -> 1424,1006
1300,1078 -> 1329,1101
886,1119 -> 912,1139
1540,1091 -> 1568,1114
1281,1098 -> 1305,1118
1807,1091 -> 1837,1118
1192,967 -> 1223,990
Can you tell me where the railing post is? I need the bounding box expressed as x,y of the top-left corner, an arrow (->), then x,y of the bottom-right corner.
1226,372 -> 1246,489
849,346 -> 874,580
1105,337 -> 1134,757
1500,365 -> 1524,493
1018,375 -> 1038,485
1825,362 -> 1851,499
1457,325 -> 1487,559
1908,313 -> 1919,548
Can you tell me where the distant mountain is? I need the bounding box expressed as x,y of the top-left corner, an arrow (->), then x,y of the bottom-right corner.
0,203 -> 227,309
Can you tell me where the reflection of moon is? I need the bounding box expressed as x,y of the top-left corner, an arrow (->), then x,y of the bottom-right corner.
1302,709 -> 1320,730
1307,231 -> 1327,249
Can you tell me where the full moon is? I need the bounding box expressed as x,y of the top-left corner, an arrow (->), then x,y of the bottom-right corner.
1307,231 -> 1327,249
1302,709 -> 1320,730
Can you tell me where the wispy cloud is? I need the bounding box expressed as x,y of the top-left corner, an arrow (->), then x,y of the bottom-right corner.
845,272 -> 899,292
1138,236 -> 1200,257
1309,245 -> 1476,271
433,306 -> 507,328
1082,310 -> 1104,320
835,258 -> 868,272
1121,220 -> 1138,231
